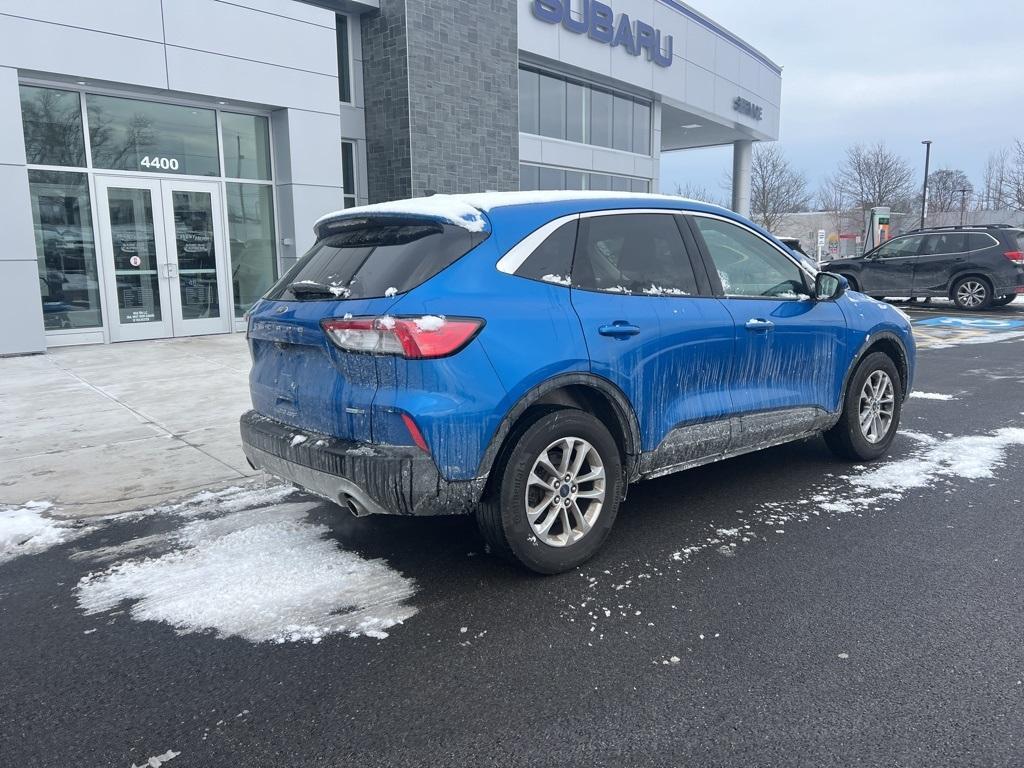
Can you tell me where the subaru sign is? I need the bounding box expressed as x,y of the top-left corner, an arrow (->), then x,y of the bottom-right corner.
531,0 -> 674,67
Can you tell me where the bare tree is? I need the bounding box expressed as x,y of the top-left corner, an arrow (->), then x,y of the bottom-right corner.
817,173 -> 848,236
748,144 -> 811,232
1005,139 -> 1024,212
836,141 -> 916,221
924,168 -> 974,214
673,182 -> 725,208
981,148 -> 1010,210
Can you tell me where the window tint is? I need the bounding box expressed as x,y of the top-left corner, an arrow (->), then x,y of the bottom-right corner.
516,221 -> 577,285
268,223 -> 486,301
920,232 -> 965,255
872,235 -> 923,259
966,232 -> 999,250
336,14 -> 351,103
573,214 -> 698,296
693,217 -> 806,298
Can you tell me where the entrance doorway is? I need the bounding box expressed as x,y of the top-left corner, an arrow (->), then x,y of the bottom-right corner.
95,177 -> 232,341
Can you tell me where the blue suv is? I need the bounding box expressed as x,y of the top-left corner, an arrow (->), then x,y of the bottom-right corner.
241,193 -> 915,573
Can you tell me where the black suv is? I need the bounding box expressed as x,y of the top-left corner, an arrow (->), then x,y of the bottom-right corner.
822,225 -> 1024,310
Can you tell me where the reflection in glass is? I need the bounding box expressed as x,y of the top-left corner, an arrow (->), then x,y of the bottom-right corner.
632,102 -> 651,155
227,183 -> 277,317
221,113 -> 271,181
87,95 -> 219,176
107,187 -> 162,324
172,191 -> 220,319
589,89 -> 612,149
28,171 -> 102,329
538,74 -> 566,140
518,69 -> 539,135
20,86 -> 86,167
341,140 -> 357,208
612,95 -> 633,152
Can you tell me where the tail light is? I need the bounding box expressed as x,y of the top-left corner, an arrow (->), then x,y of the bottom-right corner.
1003,250 -> 1024,264
321,315 -> 483,359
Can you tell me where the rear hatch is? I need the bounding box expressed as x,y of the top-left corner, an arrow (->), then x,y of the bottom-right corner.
247,216 -> 487,442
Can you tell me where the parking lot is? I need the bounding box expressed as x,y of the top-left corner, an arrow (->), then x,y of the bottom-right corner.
2,301 -> 1023,768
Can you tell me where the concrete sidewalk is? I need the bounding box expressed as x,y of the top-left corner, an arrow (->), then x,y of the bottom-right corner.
1,334 -> 259,517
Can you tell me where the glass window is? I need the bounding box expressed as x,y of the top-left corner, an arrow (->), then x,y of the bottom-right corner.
630,178 -> 649,193
171,190 -> 220,319
872,235 -> 923,259
221,113 -> 271,181
227,183 -> 278,317
20,86 -> 86,168
612,96 -> 633,152
336,14 -> 351,103
28,171 -> 102,329
341,140 -> 357,208
920,232 -> 965,255
590,89 -> 612,148
105,186 -> 163,324
693,217 -> 806,298
565,170 -> 587,190
610,175 -> 630,192
538,166 -> 565,190
589,173 -> 611,191
87,94 -> 219,176
519,70 -> 539,136
632,102 -> 651,155
573,214 -> 699,295
538,74 -> 566,140
566,81 -> 587,144
268,222 -> 486,301
516,221 -> 577,285
967,232 -> 999,251
520,164 -> 539,191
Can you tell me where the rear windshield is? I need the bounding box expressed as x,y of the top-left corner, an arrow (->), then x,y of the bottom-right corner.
267,221 -> 487,301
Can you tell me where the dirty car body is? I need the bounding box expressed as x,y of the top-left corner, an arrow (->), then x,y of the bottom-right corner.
241,192 -> 916,571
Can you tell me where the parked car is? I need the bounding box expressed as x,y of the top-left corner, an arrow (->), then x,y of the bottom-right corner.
822,224 -> 1024,310
241,193 -> 916,573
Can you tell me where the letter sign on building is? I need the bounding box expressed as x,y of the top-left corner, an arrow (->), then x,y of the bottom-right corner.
531,0 -> 674,67
732,96 -> 763,121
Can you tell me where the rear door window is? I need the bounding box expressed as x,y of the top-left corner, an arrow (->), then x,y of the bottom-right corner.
515,220 -> 577,286
920,233 -> 965,254
571,213 -> 699,296
966,232 -> 999,251
267,221 -> 486,301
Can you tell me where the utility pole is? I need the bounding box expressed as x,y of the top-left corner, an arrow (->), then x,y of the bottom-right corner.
920,140 -> 932,230
958,188 -> 970,226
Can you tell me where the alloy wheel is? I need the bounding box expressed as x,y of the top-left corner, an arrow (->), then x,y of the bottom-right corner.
524,436 -> 606,547
956,280 -> 987,308
858,370 -> 895,444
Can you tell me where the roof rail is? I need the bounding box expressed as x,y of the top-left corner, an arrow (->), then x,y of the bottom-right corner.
903,223 -> 1016,234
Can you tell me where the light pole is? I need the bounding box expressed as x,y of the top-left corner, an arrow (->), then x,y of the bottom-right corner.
958,188 -> 970,226
920,140 -> 932,230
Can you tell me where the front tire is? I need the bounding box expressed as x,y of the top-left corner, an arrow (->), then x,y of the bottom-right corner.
476,409 -> 623,574
952,276 -> 992,310
825,352 -> 903,461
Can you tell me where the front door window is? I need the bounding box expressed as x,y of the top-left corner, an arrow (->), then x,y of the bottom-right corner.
171,191 -> 220,320
107,187 -> 163,325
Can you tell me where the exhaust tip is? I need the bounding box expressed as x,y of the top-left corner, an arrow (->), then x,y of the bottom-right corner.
340,493 -> 371,517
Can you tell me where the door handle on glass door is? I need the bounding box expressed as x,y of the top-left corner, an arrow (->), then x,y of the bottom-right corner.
598,322 -> 641,338
162,263 -> 179,279
745,318 -> 774,332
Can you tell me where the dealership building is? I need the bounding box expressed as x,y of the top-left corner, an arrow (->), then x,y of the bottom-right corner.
0,0 -> 781,355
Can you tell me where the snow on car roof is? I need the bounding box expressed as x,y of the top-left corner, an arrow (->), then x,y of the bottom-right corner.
315,191 -> 727,233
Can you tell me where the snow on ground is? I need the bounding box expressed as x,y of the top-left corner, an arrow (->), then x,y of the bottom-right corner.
909,391 -> 956,401
0,501 -> 91,565
75,486 -> 417,643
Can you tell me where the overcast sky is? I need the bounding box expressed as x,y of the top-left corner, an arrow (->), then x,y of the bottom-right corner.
659,0 -> 1024,202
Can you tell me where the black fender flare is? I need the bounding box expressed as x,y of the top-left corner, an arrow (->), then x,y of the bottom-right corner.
474,372 -> 643,485
842,330 -> 911,405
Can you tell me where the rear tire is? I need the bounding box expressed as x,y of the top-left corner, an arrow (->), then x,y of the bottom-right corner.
476,409 -> 623,575
825,352 -> 903,462
951,276 -> 992,310
991,294 -> 1016,307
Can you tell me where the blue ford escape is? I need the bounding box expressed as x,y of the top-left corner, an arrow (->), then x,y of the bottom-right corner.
241,192 -> 916,574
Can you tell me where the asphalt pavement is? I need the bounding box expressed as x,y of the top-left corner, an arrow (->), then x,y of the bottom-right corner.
2,302 -> 1022,768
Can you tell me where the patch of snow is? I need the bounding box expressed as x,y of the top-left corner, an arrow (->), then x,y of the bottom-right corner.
328,285 -> 350,299
642,284 -> 690,296
131,750 -> 180,768
603,285 -> 632,294
378,315 -> 396,330
541,274 -> 571,286
290,435 -> 307,447
384,286 -> 398,297
75,488 -> 417,643
909,391 -> 956,401
414,315 -> 445,332
0,501 -> 91,565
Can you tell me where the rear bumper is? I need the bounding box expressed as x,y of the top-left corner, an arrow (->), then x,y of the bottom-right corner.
240,410 -> 484,516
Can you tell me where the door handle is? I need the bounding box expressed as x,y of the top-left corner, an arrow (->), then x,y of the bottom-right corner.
162,262 -> 179,279
745,318 -> 774,332
598,322 -> 641,338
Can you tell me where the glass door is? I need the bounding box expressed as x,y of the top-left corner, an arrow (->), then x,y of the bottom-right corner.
159,180 -> 231,336
95,177 -> 231,341
95,177 -> 174,341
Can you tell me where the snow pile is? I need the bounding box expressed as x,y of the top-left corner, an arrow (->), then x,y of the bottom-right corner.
541,274 -> 571,286
909,391 -> 956,401
0,501 -> 90,565
414,315 -> 446,332
75,487 -> 417,643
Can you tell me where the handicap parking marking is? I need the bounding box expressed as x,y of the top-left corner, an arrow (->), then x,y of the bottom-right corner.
914,316 -> 1024,329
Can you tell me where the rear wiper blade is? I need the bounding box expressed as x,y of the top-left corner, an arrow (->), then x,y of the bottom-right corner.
288,281 -> 349,298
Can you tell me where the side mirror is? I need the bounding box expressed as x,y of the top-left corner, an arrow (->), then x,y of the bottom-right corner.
815,271 -> 848,301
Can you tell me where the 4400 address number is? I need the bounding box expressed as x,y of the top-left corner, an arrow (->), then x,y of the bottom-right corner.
139,156 -> 180,171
